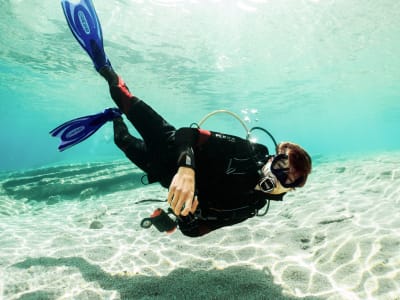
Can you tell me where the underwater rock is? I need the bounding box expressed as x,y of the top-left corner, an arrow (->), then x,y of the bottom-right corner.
80,188 -> 96,200
335,167 -> 346,173
89,220 -> 104,229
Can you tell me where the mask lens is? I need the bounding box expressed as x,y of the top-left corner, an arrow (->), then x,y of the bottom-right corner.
271,154 -> 289,172
271,154 -> 298,188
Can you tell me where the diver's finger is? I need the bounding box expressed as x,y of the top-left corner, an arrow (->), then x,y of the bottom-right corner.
167,190 -> 174,205
180,195 -> 199,216
167,176 -> 178,205
180,198 -> 192,216
175,190 -> 194,216
174,197 -> 186,215
190,196 -> 199,214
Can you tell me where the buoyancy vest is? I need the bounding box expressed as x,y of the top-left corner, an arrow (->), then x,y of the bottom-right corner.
175,128 -> 280,225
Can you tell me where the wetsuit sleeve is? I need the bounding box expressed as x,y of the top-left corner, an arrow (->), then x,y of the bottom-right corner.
175,128 -> 199,170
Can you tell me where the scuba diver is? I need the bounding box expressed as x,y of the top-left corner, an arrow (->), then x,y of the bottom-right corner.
52,0 -> 312,237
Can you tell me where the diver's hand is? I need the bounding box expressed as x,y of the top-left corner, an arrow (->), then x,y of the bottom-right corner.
168,167 -> 198,216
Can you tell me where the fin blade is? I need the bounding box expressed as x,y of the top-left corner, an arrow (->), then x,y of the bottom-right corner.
50,108 -> 122,151
61,0 -> 111,71
49,115 -> 92,137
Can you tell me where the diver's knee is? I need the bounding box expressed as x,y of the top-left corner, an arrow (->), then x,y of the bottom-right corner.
113,133 -> 132,150
113,118 -> 129,147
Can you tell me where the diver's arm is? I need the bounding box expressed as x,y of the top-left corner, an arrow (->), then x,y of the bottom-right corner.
167,128 -> 199,216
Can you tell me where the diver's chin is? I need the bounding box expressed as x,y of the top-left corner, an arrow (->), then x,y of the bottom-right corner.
268,186 -> 293,195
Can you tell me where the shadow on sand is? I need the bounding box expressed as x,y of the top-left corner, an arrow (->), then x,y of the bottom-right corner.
13,256 -> 321,300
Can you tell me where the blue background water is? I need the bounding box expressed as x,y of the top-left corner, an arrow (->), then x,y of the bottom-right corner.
1,0 -> 399,171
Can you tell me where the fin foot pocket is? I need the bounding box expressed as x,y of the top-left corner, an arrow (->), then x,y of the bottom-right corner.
99,65 -> 119,85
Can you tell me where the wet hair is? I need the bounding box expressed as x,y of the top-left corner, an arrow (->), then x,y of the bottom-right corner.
277,142 -> 312,187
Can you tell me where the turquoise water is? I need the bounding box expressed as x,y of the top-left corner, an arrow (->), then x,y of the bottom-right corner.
1,1 -> 400,299
1,0 -> 399,171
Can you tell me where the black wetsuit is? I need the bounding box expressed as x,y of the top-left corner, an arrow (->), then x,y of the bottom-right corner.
103,68 -> 283,237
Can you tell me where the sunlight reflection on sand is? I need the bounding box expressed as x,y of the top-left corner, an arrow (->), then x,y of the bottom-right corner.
1,153 -> 400,299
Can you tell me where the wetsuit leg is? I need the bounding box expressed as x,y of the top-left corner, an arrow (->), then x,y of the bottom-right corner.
113,117 -> 150,173
100,66 -> 178,186
100,66 -> 176,149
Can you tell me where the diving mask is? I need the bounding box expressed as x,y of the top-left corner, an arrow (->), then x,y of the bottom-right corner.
259,154 -> 303,193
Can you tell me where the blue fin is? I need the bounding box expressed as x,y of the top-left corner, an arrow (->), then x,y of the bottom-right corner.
61,0 -> 111,71
50,108 -> 121,151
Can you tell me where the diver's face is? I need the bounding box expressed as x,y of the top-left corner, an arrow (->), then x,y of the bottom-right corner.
256,157 -> 294,195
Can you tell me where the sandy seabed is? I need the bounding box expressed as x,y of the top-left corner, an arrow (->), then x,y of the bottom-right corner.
1,152 -> 400,300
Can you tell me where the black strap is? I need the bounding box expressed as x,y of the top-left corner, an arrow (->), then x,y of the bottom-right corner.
197,198 -> 267,221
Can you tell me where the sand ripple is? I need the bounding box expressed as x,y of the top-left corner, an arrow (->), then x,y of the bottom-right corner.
1,153 -> 400,299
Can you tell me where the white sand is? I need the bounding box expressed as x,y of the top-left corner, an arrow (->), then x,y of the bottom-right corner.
1,152 -> 400,299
